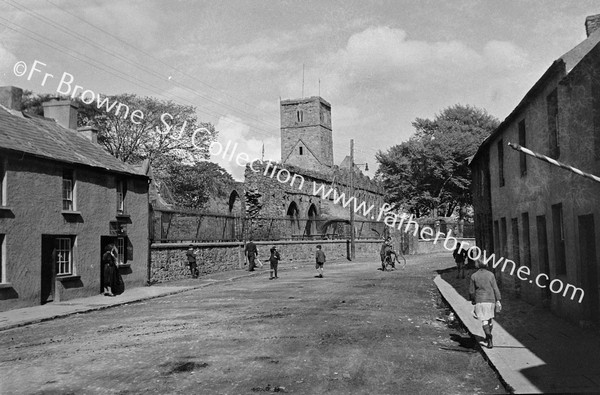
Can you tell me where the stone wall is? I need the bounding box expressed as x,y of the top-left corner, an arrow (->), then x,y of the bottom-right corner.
281,96 -> 333,171
150,239 -> 383,283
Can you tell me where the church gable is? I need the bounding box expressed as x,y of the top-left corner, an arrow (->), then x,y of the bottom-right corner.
282,138 -> 324,171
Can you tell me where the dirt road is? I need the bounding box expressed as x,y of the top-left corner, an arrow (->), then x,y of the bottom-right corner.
0,254 -> 504,394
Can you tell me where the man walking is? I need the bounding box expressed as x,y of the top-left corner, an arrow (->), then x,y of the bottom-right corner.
269,246 -> 281,280
315,245 -> 326,278
245,239 -> 258,272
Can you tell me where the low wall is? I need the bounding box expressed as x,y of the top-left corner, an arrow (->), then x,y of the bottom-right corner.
414,237 -> 476,255
150,239 -> 382,283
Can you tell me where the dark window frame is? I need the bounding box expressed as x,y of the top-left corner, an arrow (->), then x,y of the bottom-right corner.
518,119 -> 527,176
547,89 -> 560,159
498,139 -> 505,187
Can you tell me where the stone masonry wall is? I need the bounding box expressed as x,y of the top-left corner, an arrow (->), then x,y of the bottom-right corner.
150,239 -> 382,283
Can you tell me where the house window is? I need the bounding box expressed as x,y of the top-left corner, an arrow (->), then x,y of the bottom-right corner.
116,237 -> 125,264
512,217 -> 520,265
0,234 -> 5,283
56,237 -> 73,276
497,139 -> 505,187
0,158 -> 5,206
518,119 -> 527,176
593,78 -> 600,161
478,167 -> 484,196
547,89 -> 559,159
552,203 -> 566,275
299,147 -> 303,155
117,179 -> 127,214
297,110 -> 303,122
114,236 -> 132,264
62,170 -> 75,211
501,217 -> 508,256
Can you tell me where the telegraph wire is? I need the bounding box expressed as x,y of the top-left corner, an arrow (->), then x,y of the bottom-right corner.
1,7 -> 384,160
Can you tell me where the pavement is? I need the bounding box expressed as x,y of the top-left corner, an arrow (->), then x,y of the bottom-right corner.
436,270 -> 600,394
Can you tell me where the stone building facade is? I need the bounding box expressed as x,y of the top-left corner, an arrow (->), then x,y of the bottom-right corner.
0,86 -> 149,312
232,95 -> 385,240
470,16 -> 600,324
280,96 -> 333,172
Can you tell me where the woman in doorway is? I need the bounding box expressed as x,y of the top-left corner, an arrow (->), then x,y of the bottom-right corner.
102,244 -> 118,296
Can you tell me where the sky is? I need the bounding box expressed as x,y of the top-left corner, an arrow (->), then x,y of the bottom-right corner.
0,0 -> 599,180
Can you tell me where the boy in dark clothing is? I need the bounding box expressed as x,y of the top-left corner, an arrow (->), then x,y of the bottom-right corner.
186,246 -> 199,278
269,246 -> 281,280
380,237 -> 397,271
453,243 -> 468,279
245,241 -> 258,272
315,245 -> 326,278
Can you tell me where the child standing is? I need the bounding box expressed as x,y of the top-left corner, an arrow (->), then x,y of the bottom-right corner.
453,243 -> 468,279
315,245 -> 326,278
186,246 -> 199,278
269,246 -> 281,280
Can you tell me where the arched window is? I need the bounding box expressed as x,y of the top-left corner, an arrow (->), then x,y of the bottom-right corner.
228,190 -> 240,214
297,110 -> 304,122
305,204 -> 318,237
287,202 -> 300,236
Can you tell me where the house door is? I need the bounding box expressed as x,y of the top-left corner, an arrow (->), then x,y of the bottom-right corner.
41,236 -> 57,304
579,214 -> 599,324
537,215 -> 551,305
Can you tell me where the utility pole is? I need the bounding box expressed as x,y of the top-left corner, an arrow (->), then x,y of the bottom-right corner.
350,139 -> 356,260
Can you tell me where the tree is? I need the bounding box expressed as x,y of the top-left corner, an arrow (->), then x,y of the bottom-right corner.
376,104 -> 499,218
22,90 -> 231,210
21,90 -> 216,166
155,160 -> 235,210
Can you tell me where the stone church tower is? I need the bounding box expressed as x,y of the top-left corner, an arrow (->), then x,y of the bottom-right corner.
280,96 -> 333,172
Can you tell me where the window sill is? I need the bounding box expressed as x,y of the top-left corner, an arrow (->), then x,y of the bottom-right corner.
61,210 -> 82,216
57,275 -> 81,282
0,206 -> 13,211
117,263 -> 131,269
116,213 -> 131,219
0,282 -> 13,289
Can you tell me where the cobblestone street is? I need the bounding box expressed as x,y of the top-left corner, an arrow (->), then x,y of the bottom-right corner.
0,254 -> 503,394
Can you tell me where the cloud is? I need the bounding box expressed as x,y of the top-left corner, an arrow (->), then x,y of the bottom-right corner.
327,26 -> 530,93
207,56 -> 283,72
212,115 -> 280,181
0,42 -> 17,78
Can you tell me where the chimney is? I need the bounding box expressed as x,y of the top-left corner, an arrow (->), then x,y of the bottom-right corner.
0,86 -> 23,111
585,14 -> 600,37
42,99 -> 78,130
77,125 -> 98,144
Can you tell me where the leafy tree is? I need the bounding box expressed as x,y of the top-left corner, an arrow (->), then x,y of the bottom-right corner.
22,90 -> 232,210
376,104 -> 499,218
155,159 -> 235,210
21,90 -> 216,166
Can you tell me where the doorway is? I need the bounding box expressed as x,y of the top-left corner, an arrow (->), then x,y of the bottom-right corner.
537,215 -> 551,305
578,214 -> 598,324
40,235 -> 57,304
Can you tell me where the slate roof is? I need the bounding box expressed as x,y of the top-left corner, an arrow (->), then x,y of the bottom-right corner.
0,105 -> 145,177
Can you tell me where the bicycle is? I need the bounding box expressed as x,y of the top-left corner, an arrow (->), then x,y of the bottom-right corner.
382,250 -> 407,271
